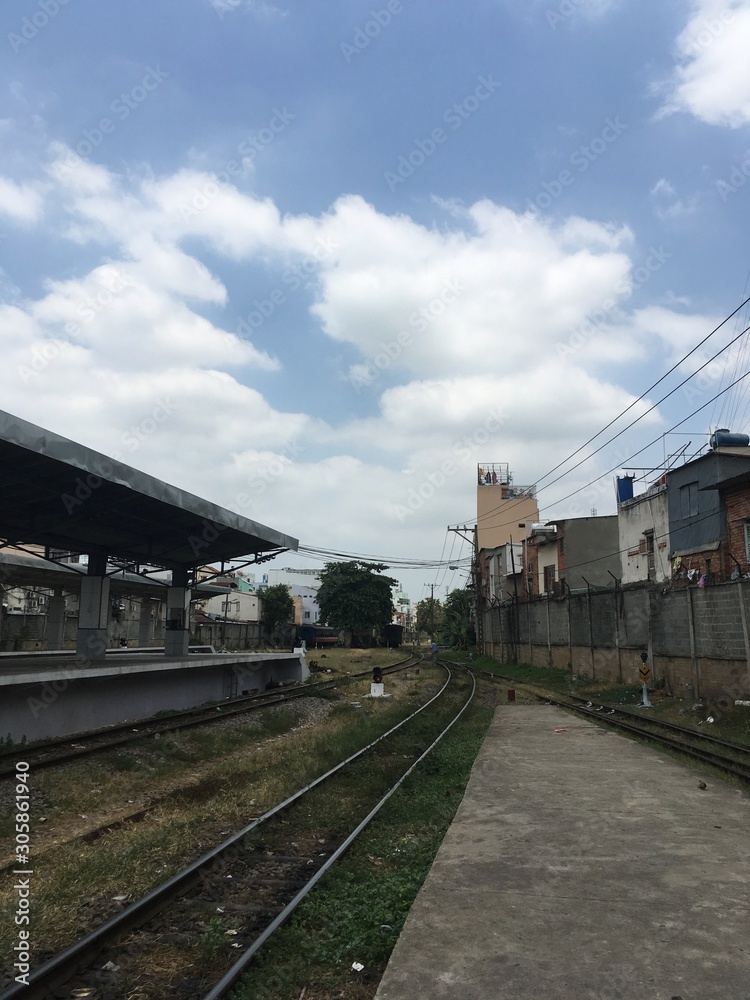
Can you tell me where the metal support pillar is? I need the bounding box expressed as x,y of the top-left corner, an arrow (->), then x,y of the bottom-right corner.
76,554 -> 110,663
46,587 -> 65,650
165,568 -> 191,657
138,598 -> 154,647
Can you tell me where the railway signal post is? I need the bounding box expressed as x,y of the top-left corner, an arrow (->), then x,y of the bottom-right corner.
639,651 -> 652,708
371,665 -> 385,698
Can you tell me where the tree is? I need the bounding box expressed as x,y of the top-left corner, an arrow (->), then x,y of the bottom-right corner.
261,584 -> 295,636
415,597 -> 444,639
440,587 -> 475,649
317,561 -> 398,632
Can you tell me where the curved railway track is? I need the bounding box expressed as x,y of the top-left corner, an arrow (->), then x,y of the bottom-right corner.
554,694 -> 750,782
0,653 -> 421,778
0,661 -> 475,1000
465,663 -> 750,784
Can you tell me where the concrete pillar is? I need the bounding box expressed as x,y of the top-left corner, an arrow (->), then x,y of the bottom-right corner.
46,587 -> 66,650
76,554 -> 110,663
164,568 -> 191,657
138,598 -> 154,647
687,587 -> 700,699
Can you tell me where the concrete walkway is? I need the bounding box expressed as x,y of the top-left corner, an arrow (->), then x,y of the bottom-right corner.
375,704 -> 750,1000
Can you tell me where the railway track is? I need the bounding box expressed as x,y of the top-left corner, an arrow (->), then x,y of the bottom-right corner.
556,695 -> 750,783
465,663 -> 750,784
0,660 -> 475,1000
0,653 -> 421,778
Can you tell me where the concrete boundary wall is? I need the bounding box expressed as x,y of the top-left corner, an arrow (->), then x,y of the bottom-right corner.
485,580 -> 750,702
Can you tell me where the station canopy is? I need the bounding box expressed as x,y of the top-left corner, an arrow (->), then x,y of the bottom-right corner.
0,410 -> 298,570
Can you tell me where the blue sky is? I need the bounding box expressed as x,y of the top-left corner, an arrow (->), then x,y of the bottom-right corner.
1,0 -> 750,602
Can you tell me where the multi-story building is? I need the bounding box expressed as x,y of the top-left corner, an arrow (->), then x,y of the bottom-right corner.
617,475 -> 670,585
666,433 -> 750,583
476,463 -> 539,552
479,542 -> 524,603
523,516 -> 620,597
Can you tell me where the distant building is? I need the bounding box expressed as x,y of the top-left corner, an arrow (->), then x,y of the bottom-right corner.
479,542 -> 523,603
476,463 -> 539,552
523,516 -> 620,597
617,476 -> 670,585
666,440 -> 750,583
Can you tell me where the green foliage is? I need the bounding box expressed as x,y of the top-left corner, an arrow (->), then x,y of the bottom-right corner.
415,596 -> 444,638
261,583 -> 295,633
440,587 -> 475,649
317,560 -> 398,631
231,702 -> 494,1000
200,918 -> 227,963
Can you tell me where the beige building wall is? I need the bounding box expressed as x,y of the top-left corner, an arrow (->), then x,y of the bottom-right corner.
477,489 -> 540,551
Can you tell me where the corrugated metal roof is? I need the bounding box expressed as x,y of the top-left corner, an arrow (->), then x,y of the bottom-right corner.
0,410 -> 297,569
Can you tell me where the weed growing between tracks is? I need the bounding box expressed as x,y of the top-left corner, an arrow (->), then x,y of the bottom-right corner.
0,669 -> 444,979
227,696 -> 496,1000
447,652 -> 750,747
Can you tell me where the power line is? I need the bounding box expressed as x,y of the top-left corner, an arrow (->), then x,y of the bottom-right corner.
466,362 -> 750,541
296,544 -> 470,570
462,295 -> 750,528
534,292 -> 750,490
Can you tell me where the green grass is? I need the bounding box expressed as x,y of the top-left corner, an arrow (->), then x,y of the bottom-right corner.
0,670 -> 445,964
228,701 -> 494,1000
447,652 -> 750,747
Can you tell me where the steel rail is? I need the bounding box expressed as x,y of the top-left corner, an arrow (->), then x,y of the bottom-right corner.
464,664 -> 750,759
566,694 -> 750,755
0,653 -> 421,778
0,658 -> 451,1000
202,661 -> 477,999
545,696 -> 750,783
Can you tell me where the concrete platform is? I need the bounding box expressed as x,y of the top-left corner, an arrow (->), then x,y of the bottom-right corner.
376,704 -> 750,1000
0,650 -> 309,742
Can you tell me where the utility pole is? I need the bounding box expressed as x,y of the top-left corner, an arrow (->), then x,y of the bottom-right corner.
424,583 -> 435,640
448,524 -> 482,653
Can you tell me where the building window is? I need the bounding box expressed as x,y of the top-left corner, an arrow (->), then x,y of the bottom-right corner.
744,522 -> 750,564
304,611 -> 310,619
543,564 -> 556,594
558,537 -> 564,555
680,481 -> 699,519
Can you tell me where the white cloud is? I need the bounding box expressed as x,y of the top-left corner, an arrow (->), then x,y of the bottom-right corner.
0,148 -> 705,588
649,178 -> 699,220
0,176 -> 43,222
660,0 -> 750,126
